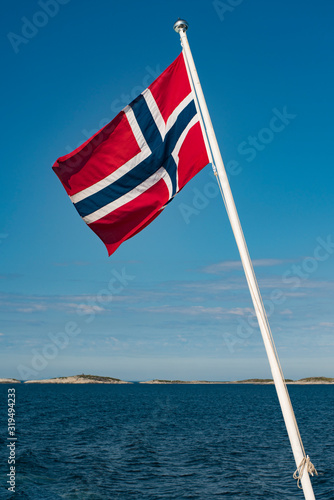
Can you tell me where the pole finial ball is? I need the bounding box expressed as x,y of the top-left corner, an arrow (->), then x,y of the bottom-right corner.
173,19 -> 189,33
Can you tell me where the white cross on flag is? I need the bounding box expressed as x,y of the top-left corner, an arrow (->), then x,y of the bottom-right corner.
53,52 -> 209,255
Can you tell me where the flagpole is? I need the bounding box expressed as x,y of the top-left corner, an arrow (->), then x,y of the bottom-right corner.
173,19 -> 317,500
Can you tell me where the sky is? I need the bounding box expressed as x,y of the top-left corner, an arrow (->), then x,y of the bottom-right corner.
1,0 -> 334,381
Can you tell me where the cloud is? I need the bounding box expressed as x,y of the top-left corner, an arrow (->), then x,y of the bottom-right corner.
74,304 -> 104,314
0,291 -> 135,316
253,259 -> 291,267
319,322 -> 334,327
202,259 -> 289,274
53,261 -> 91,267
108,337 -> 119,343
227,307 -> 253,316
280,309 -> 293,315
181,278 -> 248,292
203,261 -> 243,273
316,334 -> 334,347
137,305 -> 253,318
17,304 -> 47,313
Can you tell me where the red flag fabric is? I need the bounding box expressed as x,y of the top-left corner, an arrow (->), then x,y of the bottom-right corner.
53,52 -> 209,255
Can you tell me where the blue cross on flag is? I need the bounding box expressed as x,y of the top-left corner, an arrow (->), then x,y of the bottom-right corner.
53,52 -> 209,255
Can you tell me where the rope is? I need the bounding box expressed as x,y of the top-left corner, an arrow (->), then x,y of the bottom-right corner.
293,456 -> 318,489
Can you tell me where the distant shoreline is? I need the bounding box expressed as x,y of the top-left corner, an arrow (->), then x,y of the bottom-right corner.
139,377 -> 334,385
0,375 -> 333,385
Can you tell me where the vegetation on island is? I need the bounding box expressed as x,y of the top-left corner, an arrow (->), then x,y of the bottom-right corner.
237,378 -> 273,383
236,378 -> 293,383
2,374 -> 334,384
0,378 -> 21,383
141,377 -> 333,384
22,374 -> 132,384
153,379 -> 189,383
65,374 -> 124,382
298,376 -> 334,383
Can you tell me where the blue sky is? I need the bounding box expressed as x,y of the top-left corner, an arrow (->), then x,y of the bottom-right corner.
1,0 -> 334,381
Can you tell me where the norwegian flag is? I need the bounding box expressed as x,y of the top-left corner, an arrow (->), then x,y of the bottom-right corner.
53,52 -> 209,255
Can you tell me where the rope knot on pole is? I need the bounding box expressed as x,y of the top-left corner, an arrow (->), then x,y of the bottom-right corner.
293,456 -> 318,489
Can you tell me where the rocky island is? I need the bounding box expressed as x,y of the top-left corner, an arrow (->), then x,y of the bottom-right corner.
24,374 -> 132,384
0,378 -> 21,384
140,379 -> 228,384
0,375 -> 333,384
140,377 -> 334,384
290,377 -> 334,384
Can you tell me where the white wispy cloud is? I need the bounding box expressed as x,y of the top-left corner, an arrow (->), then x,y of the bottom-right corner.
17,306 -> 47,313
181,276 -> 334,297
316,334 -> 334,347
181,278 -> 248,292
136,305 -> 252,318
280,309 -> 293,315
0,291 -> 135,315
53,261 -> 91,267
70,304 -> 105,314
202,258 -> 290,274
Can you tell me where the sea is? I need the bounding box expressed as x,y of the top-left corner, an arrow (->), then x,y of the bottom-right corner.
0,383 -> 333,499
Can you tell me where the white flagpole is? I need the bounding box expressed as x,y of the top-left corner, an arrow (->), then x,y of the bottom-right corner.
173,19 -> 317,500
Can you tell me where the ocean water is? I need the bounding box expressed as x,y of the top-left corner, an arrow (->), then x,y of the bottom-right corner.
0,384 -> 333,499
